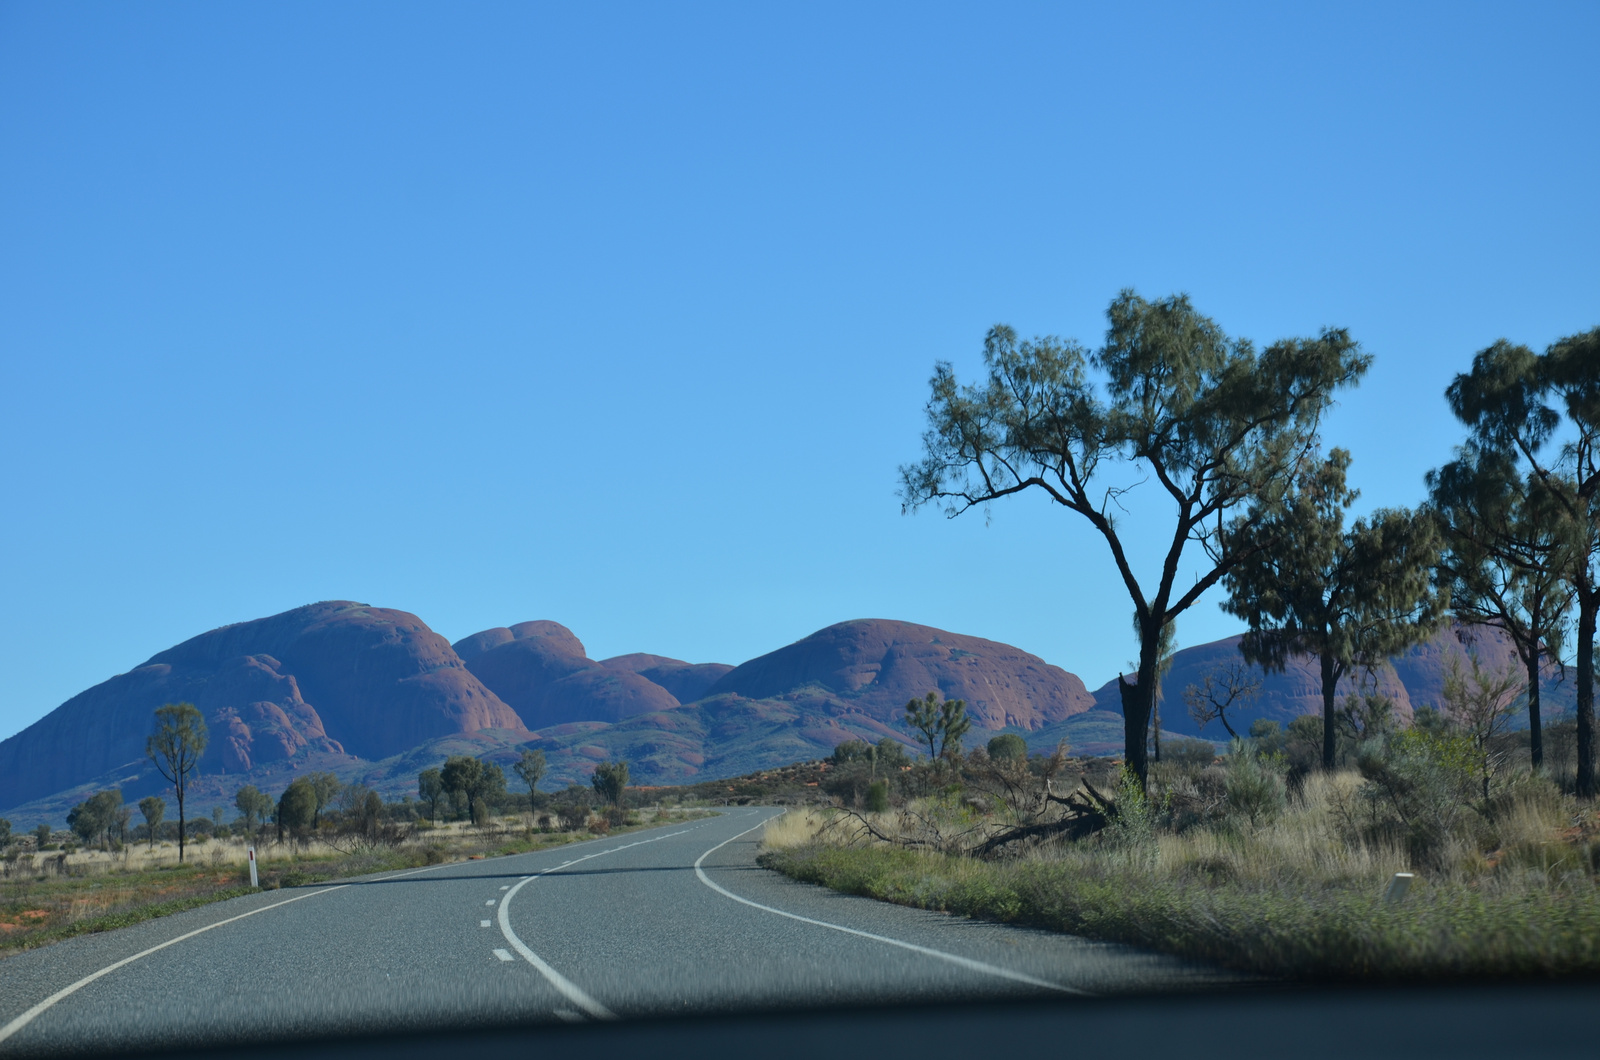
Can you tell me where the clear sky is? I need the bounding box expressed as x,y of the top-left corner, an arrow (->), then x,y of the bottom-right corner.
2,2 -> 1596,742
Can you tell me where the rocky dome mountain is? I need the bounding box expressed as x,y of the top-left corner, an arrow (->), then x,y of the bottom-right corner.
705,619 -> 1095,730
452,622 -> 688,729
0,602 -> 526,813
2,602 -> 1578,826
1030,621 -> 1576,754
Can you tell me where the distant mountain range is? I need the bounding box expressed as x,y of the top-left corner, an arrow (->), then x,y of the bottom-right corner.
0,601 -> 1578,825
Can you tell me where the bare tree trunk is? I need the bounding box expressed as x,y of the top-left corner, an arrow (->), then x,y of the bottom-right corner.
1121,624 -> 1161,787
176,787 -> 186,863
1526,644 -> 1544,770
1577,586 -> 1596,799
1320,651 -> 1339,770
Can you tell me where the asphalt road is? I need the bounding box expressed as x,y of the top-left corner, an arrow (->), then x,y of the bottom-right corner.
0,809 -> 1229,1055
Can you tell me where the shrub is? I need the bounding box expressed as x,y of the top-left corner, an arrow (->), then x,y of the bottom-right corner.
1164,738 -> 1219,770
586,816 -> 611,836
986,734 -> 1028,762
1223,740 -> 1286,827
1358,728 -> 1477,867
865,780 -> 890,813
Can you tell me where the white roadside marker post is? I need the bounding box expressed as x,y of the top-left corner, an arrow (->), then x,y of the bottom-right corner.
248,846 -> 259,889
1383,871 -> 1413,905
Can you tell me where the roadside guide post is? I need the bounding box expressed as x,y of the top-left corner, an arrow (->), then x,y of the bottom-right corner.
1382,872 -> 1413,906
248,846 -> 259,888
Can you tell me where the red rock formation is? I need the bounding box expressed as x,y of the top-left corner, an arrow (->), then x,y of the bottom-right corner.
0,601 -> 525,810
1090,621 -> 1574,739
456,623 -> 680,729
705,619 -> 1095,730
599,654 -> 734,704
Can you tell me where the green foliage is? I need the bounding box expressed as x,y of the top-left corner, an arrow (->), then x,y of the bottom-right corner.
137,797 -> 164,850
0,818 -> 9,848
1357,728 -> 1478,866
986,733 -> 1028,762
306,772 -> 341,828
440,756 -> 501,820
417,768 -> 444,823
1222,740 -> 1286,827
276,778 -> 318,838
876,738 -> 910,768
904,691 -> 971,760
831,739 -> 874,765
1444,327 -> 1600,798
1440,653 -> 1525,800
1222,448 -> 1446,769
900,291 -> 1371,784
765,842 -> 1600,982
1106,766 -> 1156,848
33,823 -> 51,849
865,780 -> 890,813
68,789 -> 124,847
146,702 -> 209,861
233,785 -> 272,832
513,748 -> 547,800
591,760 -> 629,808
1163,738 -> 1218,770
1428,443 -> 1569,770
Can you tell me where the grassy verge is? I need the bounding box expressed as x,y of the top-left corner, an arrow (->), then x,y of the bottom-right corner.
760,772 -> 1600,982
0,810 -> 712,955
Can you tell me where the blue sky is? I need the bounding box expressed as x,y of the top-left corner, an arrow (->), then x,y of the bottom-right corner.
2,2 -> 1596,742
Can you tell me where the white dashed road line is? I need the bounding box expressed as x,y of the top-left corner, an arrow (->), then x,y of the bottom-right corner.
692,814 -> 1089,997
495,825 -> 707,1021
492,949 -> 515,962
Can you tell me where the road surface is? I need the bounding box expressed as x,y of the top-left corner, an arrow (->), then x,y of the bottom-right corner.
0,809 -> 1229,1055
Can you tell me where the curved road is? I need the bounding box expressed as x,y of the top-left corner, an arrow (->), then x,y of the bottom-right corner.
0,810 -> 1225,1054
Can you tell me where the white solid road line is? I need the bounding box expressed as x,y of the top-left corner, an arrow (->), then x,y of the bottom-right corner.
0,884 -> 351,1046
0,825 -> 682,1047
693,813 -> 1090,997
495,825 -> 705,1021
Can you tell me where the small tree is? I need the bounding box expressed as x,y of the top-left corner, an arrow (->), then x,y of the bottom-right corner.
1441,655 -> 1525,802
1445,329 -> 1600,797
1183,659 -> 1262,740
904,692 -> 971,761
138,796 -> 165,850
513,749 -> 547,816
440,756 -> 486,820
34,823 -> 51,849
986,733 -> 1028,762
68,789 -> 123,849
591,761 -> 629,811
146,702 -> 209,862
1221,449 -> 1446,769
234,785 -> 272,833
307,772 -> 341,829
875,738 -> 910,769
901,292 -> 1370,787
1429,445 -> 1570,768
277,778 -> 318,841
417,768 -> 444,823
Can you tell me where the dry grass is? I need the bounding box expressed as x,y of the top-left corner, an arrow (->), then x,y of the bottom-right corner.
762,770 -> 1600,980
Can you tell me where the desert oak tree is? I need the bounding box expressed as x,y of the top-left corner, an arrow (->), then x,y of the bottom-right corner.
1221,448 -> 1446,769
1429,444 -> 1571,768
146,702 -> 208,862
1446,329 -> 1600,797
901,291 -> 1369,784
